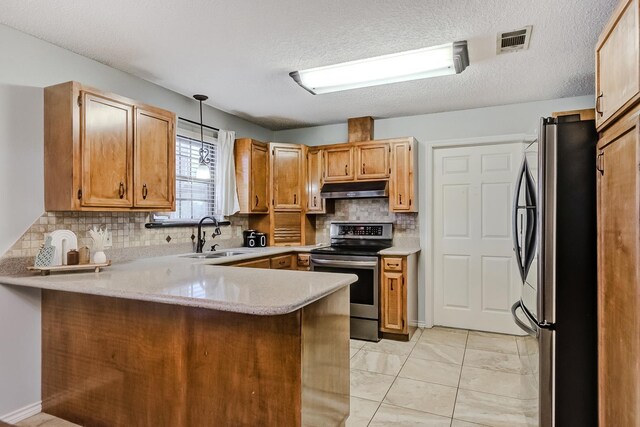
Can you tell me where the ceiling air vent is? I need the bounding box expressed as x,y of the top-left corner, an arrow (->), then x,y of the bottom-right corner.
497,26 -> 532,54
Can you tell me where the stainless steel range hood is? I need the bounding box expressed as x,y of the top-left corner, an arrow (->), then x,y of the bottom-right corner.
320,181 -> 388,199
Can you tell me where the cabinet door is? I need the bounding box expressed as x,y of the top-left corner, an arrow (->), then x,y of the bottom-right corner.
307,148 -> 325,213
596,0 -> 640,129
134,108 -> 175,209
272,212 -> 303,246
390,141 -> 414,211
381,270 -> 405,332
271,144 -> 302,210
80,91 -> 133,207
250,142 -> 269,213
356,142 -> 390,180
597,116 -> 640,427
324,146 -> 354,182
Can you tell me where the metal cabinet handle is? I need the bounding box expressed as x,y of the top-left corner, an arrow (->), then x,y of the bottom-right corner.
255,195 -> 259,207
119,182 -> 125,199
313,196 -> 317,207
398,194 -> 402,204
596,152 -> 604,175
142,184 -> 148,200
390,280 -> 394,291
388,263 -> 399,268
362,163 -> 366,174
596,92 -> 603,117
293,194 -> 297,204
345,165 -> 348,175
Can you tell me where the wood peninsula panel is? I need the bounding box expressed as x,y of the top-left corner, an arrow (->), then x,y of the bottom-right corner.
42,289 -> 349,426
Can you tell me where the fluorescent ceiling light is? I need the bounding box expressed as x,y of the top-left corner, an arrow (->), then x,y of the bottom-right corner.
290,41 -> 469,95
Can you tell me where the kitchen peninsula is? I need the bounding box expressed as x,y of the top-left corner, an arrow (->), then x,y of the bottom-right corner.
0,252 -> 355,426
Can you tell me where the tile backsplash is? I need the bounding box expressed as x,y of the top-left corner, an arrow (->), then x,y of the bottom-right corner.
2,211 -> 247,261
316,199 -> 419,244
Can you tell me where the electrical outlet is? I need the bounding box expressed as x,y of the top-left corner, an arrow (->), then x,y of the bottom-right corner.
104,231 -> 113,248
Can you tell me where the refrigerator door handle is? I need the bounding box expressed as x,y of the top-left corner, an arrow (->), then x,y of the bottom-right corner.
512,159 -> 527,282
522,163 -> 538,276
538,118 -> 557,328
511,300 -> 538,337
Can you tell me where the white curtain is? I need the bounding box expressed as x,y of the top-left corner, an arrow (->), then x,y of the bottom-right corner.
215,129 -> 240,217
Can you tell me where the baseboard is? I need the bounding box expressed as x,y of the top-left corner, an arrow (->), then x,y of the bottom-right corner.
410,320 -> 429,328
1,401 -> 41,424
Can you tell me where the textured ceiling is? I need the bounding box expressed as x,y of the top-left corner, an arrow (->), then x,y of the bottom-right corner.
0,0 -> 617,130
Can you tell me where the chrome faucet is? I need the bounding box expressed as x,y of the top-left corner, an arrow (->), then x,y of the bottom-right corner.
196,216 -> 220,253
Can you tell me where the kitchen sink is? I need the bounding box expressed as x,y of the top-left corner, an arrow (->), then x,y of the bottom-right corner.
182,250 -> 252,259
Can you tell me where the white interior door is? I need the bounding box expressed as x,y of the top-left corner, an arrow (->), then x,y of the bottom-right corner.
433,142 -> 524,334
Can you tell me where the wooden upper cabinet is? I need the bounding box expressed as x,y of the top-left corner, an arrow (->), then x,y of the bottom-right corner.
324,146 -> 354,182
44,81 -> 176,211
80,91 -> 134,208
390,138 -> 418,212
596,0 -> 640,130
235,138 -> 269,214
355,142 -> 390,180
134,107 -> 175,209
306,148 -> 325,213
271,143 -> 303,210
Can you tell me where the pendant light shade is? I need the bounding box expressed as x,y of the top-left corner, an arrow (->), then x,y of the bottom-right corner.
193,94 -> 211,180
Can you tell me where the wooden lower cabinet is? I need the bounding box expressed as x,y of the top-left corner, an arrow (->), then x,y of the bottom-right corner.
597,107 -> 640,426
234,257 -> 271,269
41,288 -> 349,426
380,254 -> 418,340
271,254 -> 293,270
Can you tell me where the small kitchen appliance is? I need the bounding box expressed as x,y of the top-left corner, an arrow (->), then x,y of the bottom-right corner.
243,230 -> 267,247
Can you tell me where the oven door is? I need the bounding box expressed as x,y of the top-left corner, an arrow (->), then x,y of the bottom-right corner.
311,254 -> 379,320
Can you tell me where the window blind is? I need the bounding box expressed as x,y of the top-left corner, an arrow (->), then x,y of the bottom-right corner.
168,134 -> 217,220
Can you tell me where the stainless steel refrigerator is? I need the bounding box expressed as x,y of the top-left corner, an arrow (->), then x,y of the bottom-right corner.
511,116 -> 598,427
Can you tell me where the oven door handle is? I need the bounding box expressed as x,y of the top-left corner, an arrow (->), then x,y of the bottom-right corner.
311,258 -> 378,268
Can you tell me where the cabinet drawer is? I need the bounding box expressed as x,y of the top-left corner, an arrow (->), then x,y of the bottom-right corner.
296,253 -> 310,267
234,258 -> 271,269
271,255 -> 293,269
383,257 -> 403,271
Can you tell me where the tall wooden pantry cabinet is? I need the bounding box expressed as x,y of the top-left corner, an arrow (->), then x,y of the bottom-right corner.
595,0 -> 640,425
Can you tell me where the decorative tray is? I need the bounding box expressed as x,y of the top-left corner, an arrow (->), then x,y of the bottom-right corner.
27,261 -> 112,276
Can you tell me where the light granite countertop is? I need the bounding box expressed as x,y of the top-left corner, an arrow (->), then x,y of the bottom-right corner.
378,246 -> 421,256
0,245 -> 356,316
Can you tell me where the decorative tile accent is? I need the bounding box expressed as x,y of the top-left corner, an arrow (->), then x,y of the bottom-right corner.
316,199 -> 419,243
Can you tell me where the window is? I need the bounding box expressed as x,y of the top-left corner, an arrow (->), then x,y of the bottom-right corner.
156,120 -> 218,221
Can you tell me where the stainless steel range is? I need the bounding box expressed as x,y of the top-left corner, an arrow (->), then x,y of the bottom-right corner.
310,222 -> 393,342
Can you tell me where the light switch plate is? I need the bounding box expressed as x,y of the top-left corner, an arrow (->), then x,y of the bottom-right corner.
104,231 -> 113,248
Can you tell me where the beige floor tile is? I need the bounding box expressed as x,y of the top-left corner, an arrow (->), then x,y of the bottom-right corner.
384,377 -> 457,418
350,347 -> 360,359
463,348 -> 528,374
459,365 -> 537,399
351,339 -> 366,349
363,339 -> 417,356
411,342 -> 465,365
17,413 -> 80,427
419,327 -> 468,348
451,419 -> 490,427
350,369 -> 396,402
453,389 -> 529,427
369,404 -> 451,426
345,396 -> 380,427
410,328 -> 423,342
351,349 -> 407,376
399,357 -> 461,387
466,333 -> 518,355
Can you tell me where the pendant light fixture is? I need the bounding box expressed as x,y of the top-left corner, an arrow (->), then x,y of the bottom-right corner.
193,94 -> 211,180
